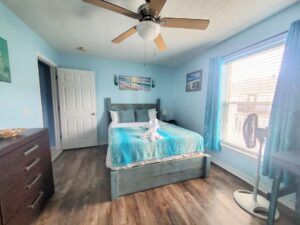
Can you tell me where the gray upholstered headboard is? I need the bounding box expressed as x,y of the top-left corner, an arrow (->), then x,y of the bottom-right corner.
105,98 -> 161,123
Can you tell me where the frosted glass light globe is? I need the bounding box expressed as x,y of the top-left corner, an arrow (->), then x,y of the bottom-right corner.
137,21 -> 161,41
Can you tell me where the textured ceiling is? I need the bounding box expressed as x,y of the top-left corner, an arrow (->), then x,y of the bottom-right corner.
2,0 -> 297,66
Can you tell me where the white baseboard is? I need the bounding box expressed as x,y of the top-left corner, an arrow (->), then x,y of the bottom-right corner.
212,158 -> 269,192
211,158 -> 295,210
98,141 -> 108,146
50,146 -> 62,161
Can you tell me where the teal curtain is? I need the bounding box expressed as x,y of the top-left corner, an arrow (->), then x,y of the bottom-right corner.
204,57 -> 224,152
263,20 -> 300,183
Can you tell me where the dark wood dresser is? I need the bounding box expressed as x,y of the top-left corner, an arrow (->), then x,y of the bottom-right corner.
0,129 -> 54,225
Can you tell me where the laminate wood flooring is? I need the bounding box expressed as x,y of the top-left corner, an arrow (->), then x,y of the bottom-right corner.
32,146 -> 296,225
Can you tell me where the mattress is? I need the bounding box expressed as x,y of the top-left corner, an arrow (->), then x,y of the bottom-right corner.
106,121 -> 204,170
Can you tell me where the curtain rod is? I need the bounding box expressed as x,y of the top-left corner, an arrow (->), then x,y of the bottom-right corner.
222,30 -> 288,59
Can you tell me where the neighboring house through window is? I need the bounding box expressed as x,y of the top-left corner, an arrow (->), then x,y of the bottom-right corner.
222,44 -> 285,155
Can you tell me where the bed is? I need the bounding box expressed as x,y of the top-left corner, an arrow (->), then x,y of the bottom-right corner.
105,98 -> 211,199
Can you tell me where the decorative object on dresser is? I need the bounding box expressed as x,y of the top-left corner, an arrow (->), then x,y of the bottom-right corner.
0,128 -> 26,138
0,128 -> 54,225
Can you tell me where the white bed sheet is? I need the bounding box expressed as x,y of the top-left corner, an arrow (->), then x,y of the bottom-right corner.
106,120 -> 204,170
109,121 -> 149,129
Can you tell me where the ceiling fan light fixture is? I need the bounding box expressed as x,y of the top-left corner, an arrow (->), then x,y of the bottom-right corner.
83,0 -> 210,52
77,46 -> 86,52
136,21 -> 161,41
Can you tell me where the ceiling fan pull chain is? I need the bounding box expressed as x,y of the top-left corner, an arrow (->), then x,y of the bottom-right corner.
144,40 -> 146,67
153,24 -> 157,60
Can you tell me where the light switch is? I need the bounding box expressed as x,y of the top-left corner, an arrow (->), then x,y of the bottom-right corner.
23,108 -> 31,117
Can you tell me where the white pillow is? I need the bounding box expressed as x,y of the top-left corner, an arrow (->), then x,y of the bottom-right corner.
110,111 -> 119,123
148,109 -> 157,120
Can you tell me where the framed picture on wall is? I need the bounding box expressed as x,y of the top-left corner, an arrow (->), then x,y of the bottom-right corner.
119,75 -> 151,91
186,70 -> 202,92
0,37 -> 11,83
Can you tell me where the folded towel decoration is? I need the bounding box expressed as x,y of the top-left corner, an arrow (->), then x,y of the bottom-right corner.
140,119 -> 162,141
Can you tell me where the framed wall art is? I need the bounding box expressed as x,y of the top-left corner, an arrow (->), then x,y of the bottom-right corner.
119,75 -> 152,91
186,70 -> 202,92
0,37 -> 11,83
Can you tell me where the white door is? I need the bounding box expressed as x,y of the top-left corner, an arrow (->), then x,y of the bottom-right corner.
57,68 -> 97,150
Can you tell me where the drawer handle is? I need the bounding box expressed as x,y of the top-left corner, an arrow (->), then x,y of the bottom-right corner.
26,174 -> 42,189
28,191 -> 44,209
24,145 -> 39,156
25,158 -> 40,171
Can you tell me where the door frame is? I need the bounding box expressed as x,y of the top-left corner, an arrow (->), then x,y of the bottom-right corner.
36,52 -> 62,159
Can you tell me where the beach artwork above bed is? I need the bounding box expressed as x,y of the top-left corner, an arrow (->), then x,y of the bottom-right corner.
119,75 -> 152,91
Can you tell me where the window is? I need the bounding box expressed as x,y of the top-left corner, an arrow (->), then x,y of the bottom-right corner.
222,44 -> 285,155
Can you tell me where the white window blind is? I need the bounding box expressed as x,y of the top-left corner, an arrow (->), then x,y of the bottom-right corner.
222,44 -> 285,154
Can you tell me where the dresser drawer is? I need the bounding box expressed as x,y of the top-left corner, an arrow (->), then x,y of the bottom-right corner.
0,129 -> 54,225
0,147 -> 23,179
23,157 -> 53,193
0,174 -> 52,225
0,176 -> 27,224
0,133 -> 49,224
22,152 -> 48,183
0,134 -> 48,178
0,205 -> 3,225
6,188 -> 48,225
6,168 -> 53,225
21,134 -> 49,167
0,155 -> 27,224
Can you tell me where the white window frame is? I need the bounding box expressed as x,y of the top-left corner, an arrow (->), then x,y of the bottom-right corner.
220,33 -> 287,157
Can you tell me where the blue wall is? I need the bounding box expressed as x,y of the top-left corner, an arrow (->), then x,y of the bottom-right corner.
58,53 -> 173,144
0,1 -> 58,129
170,2 -> 300,209
0,1 -> 173,145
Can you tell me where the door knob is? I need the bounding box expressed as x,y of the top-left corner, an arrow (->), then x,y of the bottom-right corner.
91,113 -> 96,116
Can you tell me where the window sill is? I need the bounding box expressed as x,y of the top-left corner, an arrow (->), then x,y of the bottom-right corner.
220,141 -> 258,159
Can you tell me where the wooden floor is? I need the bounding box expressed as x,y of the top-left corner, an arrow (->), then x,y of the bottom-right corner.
33,146 -> 295,225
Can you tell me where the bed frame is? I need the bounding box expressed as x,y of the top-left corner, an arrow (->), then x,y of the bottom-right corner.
105,98 -> 211,200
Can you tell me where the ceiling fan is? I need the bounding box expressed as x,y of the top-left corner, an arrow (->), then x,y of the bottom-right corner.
83,0 -> 210,51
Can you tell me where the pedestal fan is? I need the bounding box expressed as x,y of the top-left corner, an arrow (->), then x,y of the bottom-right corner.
233,113 -> 280,220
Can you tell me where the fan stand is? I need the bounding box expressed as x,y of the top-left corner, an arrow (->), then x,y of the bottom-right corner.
234,128 -> 280,220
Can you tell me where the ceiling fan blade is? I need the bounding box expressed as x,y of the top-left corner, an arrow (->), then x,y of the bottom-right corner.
160,18 -> 209,30
83,0 -> 139,19
149,0 -> 167,16
112,26 -> 137,44
154,34 -> 167,51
